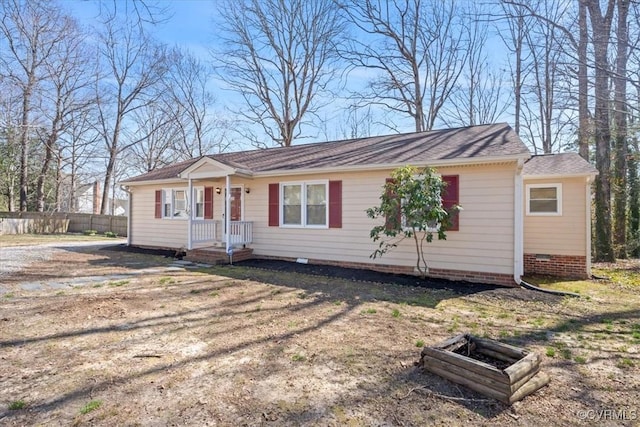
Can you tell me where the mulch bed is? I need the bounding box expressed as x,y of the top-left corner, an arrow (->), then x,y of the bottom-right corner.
102,244 -> 502,295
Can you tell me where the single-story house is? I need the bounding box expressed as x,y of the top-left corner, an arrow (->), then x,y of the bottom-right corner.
119,123 -> 597,286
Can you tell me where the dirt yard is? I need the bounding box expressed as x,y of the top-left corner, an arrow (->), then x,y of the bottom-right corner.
1,236 -> 639,426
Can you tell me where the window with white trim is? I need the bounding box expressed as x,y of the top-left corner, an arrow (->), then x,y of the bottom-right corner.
526,183 -> 562,215
193,187 -> 204,219
281,181 -> 328,227
162,188 -> 189,219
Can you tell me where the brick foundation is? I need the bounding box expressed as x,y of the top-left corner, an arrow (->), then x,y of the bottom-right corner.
255,255 -> 517,287
523,253 -> 589,279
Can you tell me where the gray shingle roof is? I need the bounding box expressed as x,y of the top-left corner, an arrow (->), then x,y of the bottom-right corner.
123,123 -> 530,183
523,152 -> 597,177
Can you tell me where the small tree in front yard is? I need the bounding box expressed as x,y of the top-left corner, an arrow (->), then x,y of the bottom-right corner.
366,166 -> 460,278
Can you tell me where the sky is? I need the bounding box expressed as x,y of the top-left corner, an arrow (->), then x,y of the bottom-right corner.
64,0 -> 514,148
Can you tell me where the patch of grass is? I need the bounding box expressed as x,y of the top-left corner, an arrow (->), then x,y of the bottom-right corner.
497,312 -> 511,319
391,308 -> 401,318
617,358 -> 635,368
545,347 -> 556,357
447,316 -> 460,333
297,292 -> 308,299
415,340 -> 425,347
209,291 -> 219,297
8,400 -> 25,410
560,348 -> 572,360
532,317 -> 545,327
55,291 -> 65,296
104,231 -> 118,238
108,280 -> 129,287
498,330 -> 510,338
92,284 -> 103,288
83,229 -> 98,236
360,308 -> 377,315
159,277 -> 174,285
291,354 -> 305,362
574,356 -> 587,364
333,300 -> 343,306
80,400 -> 102,415
3,293 -> 14,298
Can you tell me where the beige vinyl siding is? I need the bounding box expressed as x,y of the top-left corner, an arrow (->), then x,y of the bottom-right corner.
128,163 -> 517,276
523,177 -> 587,256
246,163 -> 516,276
129,184 -> 189,249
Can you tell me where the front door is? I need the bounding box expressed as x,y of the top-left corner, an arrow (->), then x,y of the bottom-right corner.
224,187 -> 243,239
229,187 -> 242,221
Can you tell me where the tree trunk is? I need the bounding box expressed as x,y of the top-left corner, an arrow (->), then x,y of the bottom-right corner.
36,131 -> 57,212
628,137 -> 639,257
578,0 -> 589,161
586,0 -> 615,262
612,0 -> 629,258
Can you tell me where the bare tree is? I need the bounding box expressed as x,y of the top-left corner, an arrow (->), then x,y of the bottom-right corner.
340,0 -> 469,132
217,0 -> 345,147
442,4 -> 510,128
34,16 -> 95,212
0,0 -> 69,211
94,15 -> 168,214
126,101 -> 182,174
585,0 -> 616,262
165,48 -> 234,157
612,0 -> 630,258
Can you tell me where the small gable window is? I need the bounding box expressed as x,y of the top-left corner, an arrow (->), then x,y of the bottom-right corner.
527,183 -> 562,216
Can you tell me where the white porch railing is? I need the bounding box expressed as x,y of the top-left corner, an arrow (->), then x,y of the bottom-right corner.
191,220 -> 253,247
228,221 -> 253,247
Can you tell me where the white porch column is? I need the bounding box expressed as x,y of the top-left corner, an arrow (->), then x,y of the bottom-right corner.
225,174 -> 231,254
187,177 -> 193,250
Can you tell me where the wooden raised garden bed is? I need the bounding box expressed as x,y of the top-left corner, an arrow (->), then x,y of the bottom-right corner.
419,334 -> 549,404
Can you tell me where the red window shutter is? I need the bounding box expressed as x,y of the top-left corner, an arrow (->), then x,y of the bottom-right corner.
204,187 -> 214,219
442,175 -> 459,231
328,180 -> 342,228
154,190 -> 162,218
384,178 -> 401,231
268,183 -> 279,226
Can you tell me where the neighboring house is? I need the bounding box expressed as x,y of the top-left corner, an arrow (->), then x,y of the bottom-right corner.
120,123 -> 597,286
59,180 -> 128,216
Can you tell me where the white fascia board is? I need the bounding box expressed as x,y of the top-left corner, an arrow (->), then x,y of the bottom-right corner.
119,178 -> 187,187
523,172 -> 598,180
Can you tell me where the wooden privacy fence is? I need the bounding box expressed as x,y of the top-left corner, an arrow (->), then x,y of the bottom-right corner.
0,212 -> 128,236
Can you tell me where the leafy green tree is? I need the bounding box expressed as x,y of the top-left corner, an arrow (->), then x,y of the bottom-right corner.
366,166 -> 459,278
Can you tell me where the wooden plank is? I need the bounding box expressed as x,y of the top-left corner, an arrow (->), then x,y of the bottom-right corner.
423,359 -> 510,403
423,356 -> 511,396
476,347 -> 518,365
508,372 -> 550,404
430,334 -> 467,350
471,336 -> 528,359
422,347 -> 510,384
508,367 -> 539,394
504,352 -> 540,384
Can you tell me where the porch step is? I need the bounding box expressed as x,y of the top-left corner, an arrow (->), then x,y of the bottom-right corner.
185,247 -> 254,265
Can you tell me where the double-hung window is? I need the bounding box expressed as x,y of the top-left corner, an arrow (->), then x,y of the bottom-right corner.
526,183 -> 562,215
162,188 -> 188,219
281,181 -> 328,227
193,187 -> 204,219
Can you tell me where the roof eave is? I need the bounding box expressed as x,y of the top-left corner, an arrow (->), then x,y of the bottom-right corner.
119,177 -> 187,187
523,172 -> 598,180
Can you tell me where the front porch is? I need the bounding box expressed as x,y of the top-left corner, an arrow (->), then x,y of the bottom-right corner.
190,220 -> 253,249
185,245 -> 254,265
